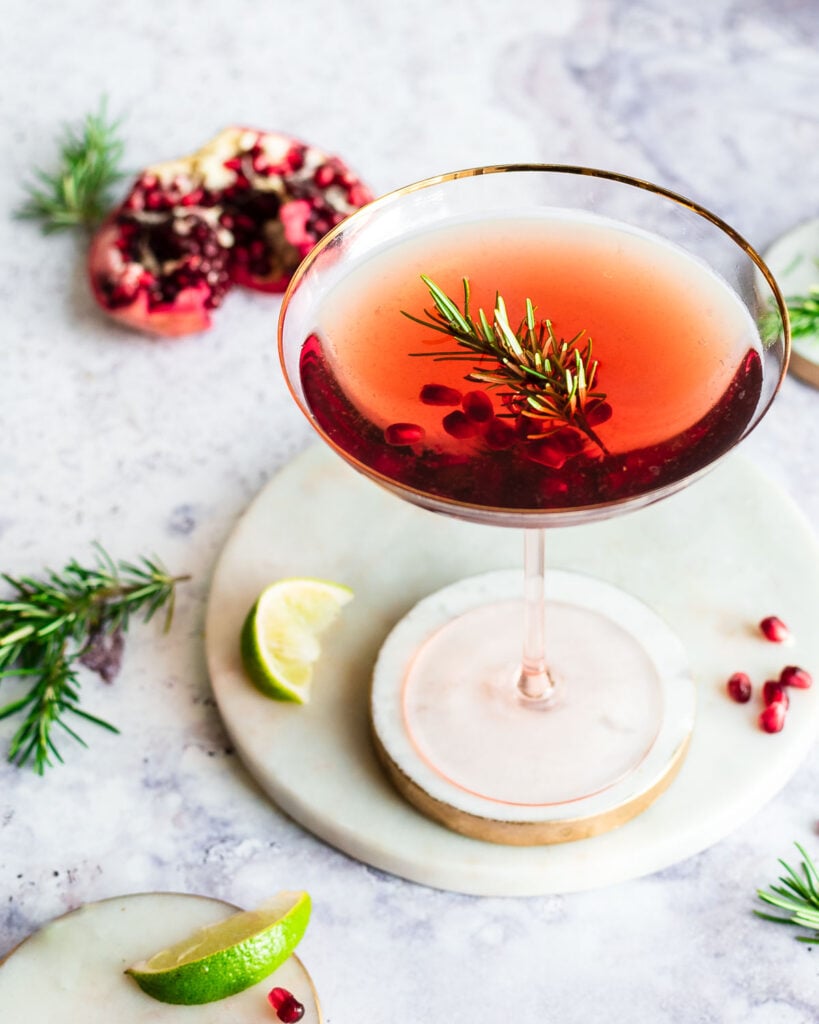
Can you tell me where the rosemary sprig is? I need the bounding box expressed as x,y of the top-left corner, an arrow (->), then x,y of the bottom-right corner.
755,843 -> 819,942
0,546 -> 188,774
17,99 -> 126,234
784,287 -> 819,342
403,275 -> 609,452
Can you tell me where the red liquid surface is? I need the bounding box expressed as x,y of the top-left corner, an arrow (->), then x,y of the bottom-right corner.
299,215 -> 762,512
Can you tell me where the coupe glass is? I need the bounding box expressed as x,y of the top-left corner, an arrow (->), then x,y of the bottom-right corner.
278,166 -> 789,844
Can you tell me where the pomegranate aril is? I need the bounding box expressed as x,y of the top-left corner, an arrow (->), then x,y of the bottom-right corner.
442,410 -> 478,439
759,616 -> 791,643
268,987 -> 305,1023
780,665 -> 812,689
726,672 -> 752,703
314,164 -> 336,188
484,417 -> 516,450
759,702 -> 786,733
384,422 -> 425,446
762,680 -> 789,708
462,389 -> 494,423
585,399 -> 613,426
420,383 -> 462,406
526,438 -> 568,470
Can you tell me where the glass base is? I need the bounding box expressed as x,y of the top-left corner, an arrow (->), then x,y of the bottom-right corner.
371,569 -> 696,844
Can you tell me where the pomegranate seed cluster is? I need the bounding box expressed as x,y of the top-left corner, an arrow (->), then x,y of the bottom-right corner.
88,127 -> 372,337
725,616 -> 812,734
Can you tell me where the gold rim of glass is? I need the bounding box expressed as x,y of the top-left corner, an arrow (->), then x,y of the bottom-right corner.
277,163 -> 792,520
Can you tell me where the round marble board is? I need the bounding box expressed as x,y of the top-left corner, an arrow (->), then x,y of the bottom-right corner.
205,444 -> 819,896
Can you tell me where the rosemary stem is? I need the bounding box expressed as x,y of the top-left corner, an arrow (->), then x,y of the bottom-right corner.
516,529 -> 556,703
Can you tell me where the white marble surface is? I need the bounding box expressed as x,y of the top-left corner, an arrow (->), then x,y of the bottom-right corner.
1,1 -> 818,1021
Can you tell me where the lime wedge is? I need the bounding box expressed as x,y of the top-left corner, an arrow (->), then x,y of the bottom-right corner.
240,578 -> 353,702
126,890 -> 311,1005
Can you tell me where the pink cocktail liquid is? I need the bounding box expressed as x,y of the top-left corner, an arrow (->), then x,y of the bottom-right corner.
299,214 -> 761,514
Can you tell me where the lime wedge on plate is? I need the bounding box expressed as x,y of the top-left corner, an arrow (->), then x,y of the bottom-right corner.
240,578 -> 353,702
126,890 -> 311,1005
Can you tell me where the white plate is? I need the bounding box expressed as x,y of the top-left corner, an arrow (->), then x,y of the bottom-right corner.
205,445 -> 819,896
0,892 -> 322,1023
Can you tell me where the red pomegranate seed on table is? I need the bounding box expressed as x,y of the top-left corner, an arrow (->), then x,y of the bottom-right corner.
762,680 -> 790,708
759,616 -> 791,643
780,665 -> 812,689
759,702 -> 786,733
268,987 -> 306,1022
726,672 -> 752,703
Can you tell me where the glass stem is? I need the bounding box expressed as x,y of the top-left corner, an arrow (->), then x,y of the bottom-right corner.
517,528 -> 556,703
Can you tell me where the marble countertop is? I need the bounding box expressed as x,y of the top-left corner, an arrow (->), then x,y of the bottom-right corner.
2,1 -> 819,1021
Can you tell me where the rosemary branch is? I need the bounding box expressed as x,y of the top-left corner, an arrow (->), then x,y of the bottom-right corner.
756,843 -> 819,942
403,275 -> 609,451
17,99 -> 126,234
784,287 -> 819,343
0,546 -> 188,774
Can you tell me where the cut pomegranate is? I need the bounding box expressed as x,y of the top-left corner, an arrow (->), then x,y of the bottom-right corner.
268,987 -> 305,1022
759,702 -> 786,733
88,128 -> 372,337
762,680 -> 789,708
759,616 -> 791,643
726,671 -> 752,703
780,665 -> 812,689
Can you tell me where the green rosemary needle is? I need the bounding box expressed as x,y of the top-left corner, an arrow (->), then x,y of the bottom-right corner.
17,99 -> 126,234
784,286 -> 819,342
0,546 -> 188,774
403,275 -> 609,452
755,843 -> 819,942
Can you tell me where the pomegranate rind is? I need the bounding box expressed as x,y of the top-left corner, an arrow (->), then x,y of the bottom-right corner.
88,127 -> 373,337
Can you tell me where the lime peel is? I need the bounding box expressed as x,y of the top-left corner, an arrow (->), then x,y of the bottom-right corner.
126,890 -> 311,1005
240,578 -> 353,703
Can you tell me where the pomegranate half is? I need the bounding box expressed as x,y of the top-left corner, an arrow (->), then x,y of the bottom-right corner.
88,127 -> 373,337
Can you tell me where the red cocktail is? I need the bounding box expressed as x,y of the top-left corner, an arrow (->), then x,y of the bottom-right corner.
279,167 -> 788,842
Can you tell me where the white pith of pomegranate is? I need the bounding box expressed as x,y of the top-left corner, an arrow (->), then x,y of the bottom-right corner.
88,127 -> 373,338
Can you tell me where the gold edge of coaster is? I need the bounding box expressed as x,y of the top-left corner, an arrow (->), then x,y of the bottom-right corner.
370,721 -> 691,847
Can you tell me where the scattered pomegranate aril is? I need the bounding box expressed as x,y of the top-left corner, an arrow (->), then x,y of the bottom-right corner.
268,986 -> 305,1022
759,702 -> 786,734
420,383 -> 462,406
780,665 -> 812,689
88,127 -> 372,337
759,616 -> 791,643
384,422 -> 425,446
726,672 -> 752,703
762,680 -> 790,709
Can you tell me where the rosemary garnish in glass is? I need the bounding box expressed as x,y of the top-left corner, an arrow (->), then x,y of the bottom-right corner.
0,546 -> 187,774
403,275 -> 609,452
